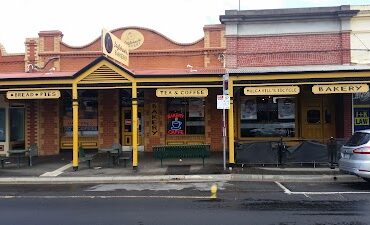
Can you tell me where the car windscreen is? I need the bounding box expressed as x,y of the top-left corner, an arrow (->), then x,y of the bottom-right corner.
345,132 -> 370,147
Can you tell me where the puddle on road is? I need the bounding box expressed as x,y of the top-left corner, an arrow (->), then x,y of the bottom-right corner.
85,182 -> 232,192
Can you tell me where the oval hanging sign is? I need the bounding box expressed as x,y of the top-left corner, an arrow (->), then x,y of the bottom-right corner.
121,29 -> 144,50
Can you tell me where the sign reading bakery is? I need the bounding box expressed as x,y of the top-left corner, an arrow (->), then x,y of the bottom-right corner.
156,88 -> 208,97
7,90 -> 61,99
102,29 -> 129,66
244,86 -> 300,96
312,84 -> 369,94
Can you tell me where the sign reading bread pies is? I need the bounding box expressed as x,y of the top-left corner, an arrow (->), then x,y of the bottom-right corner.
7,90 -> 61,99
121,29 -> 144,50
244,86 -> 300,96
312,84 -> 369,94
102,29 -> 129,66
156,88 -> 208,97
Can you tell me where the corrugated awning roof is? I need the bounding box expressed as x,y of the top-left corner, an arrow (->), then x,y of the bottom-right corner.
227,64 -> 370,74
133,68 -> 225,76
0,71 -> 75,80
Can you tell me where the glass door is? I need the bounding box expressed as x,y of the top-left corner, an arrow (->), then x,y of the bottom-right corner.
122,107 -> 144,146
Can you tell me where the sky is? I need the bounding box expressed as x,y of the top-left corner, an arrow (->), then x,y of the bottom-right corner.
0,0 -> 369,53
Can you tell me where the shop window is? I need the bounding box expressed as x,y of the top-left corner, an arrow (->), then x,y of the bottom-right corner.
307,110 -> 320,124
0,108 -> 5,142
240,96 -> 296,137
121,90 -> 144,107
62,90 -> 98,137
353,92 -> 370,132
167,98 -> 205,135
10,107 -> 25,142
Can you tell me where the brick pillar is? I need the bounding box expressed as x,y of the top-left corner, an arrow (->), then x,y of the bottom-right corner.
208,88 -> 223,151
341,32 -> 351,64
25,100 -> 39,149
24,39 -> 39,72
98,90 -> 119,148
39,100 -> 59,155
226,37 -> 237,68
144,89 -> 166,151
343,94 -> 352,138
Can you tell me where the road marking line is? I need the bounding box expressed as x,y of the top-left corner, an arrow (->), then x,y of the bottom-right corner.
275,181 -> 292,194
0,195 -> 210,199
40,163 -> 72,177
287,191 -> 370,195
275,181 -> 370,195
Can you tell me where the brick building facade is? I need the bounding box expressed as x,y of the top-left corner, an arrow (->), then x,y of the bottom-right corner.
0,5 -> 370,168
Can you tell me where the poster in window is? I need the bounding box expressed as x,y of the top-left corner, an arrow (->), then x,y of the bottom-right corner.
241,97 -> 257,120
167,112 -> 185,135
189,99 -> 204,117
278,98 -> 295,119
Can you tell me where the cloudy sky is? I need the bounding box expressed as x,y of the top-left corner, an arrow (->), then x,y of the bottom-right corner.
0,0 -> 369,53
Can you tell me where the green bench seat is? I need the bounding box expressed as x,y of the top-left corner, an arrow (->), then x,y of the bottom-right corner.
153,144 -> 211,167
79,147 -> 97,169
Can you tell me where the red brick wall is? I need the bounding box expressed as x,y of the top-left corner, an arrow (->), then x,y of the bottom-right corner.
0,55 -> 25,72
98,90 -> 119,148
226,37 -> 238,68
207,88 -> 223,151
226,33 -> 350,67
39,100 -> 59,155
26,100 -> 38,149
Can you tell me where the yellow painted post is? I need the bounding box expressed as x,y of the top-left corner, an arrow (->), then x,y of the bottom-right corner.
228,79 -> 235,165
132,82 -> 138,169
72,83 -> 79,170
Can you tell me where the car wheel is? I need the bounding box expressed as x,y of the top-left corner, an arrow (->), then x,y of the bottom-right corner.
362,178 -> 370,182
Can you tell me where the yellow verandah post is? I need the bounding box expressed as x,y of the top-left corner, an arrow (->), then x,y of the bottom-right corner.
228,79 -> 235,165
132,82 -> 138,168
72,82 -> 79,170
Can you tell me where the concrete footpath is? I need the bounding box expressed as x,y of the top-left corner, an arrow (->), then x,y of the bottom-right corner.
0,152 -> 361,184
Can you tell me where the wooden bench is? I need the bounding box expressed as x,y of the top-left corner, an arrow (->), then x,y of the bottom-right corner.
153,144 -> 211,167
79,147 -> 96,169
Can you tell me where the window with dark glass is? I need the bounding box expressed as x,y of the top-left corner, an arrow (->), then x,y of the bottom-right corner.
0,108 -> 5,142
240,96 -> 296,137
62,90 -> 98,137
167,98 -> 205,135
10,107 -> 25,142
307,110 -> 320,123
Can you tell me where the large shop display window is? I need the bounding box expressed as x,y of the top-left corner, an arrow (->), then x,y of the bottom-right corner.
353,91 -> 370,132
167,98 -> 205,135
240,96 -> 296,137
62,91 -> 98,137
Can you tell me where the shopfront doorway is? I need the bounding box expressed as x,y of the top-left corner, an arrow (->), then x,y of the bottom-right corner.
301,92 -> 336,141
121,107 -> 144,149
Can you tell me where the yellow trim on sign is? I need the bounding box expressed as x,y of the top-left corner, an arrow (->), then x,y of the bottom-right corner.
233,71 -> 370,81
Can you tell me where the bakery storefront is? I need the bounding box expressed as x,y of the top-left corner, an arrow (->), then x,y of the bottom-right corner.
229,67 -> 370,149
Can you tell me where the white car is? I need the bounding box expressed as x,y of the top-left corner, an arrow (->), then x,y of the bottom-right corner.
339,129 -> 370,182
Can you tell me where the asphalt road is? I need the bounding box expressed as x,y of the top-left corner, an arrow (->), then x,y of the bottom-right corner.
0,180 -> 369,225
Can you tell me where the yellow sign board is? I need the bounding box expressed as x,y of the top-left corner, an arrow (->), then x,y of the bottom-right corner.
156,88 -> 208,97
102,29 -> 129,66
244,86 -> 300,96
312,84 -> 369,94
7,90 -> 61,99
121,29 -> 144,50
